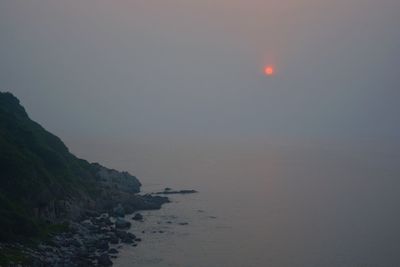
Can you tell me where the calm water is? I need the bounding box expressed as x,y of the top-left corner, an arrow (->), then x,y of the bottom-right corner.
71,139 -> 400,267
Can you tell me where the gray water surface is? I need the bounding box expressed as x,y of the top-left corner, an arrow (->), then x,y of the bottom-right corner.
74,140 -> 400,267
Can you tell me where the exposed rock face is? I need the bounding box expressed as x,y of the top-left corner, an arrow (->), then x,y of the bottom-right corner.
0,92 -> 172,266
91,163 -> 141,194
0,92 -> 166,242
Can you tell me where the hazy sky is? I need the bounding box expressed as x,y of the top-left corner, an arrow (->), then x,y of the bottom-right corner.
1,0 -> 399,143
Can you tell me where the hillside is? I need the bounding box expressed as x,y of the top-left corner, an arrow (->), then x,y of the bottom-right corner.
0,92 -> 146,241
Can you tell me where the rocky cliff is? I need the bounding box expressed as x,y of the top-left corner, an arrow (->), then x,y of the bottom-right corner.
0,92 -> 161,242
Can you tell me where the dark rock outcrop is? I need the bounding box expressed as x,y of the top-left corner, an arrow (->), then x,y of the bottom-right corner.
0,92 -> 149,242
0,92 -> 171,266
154,189 -> 198,195
132,213 -> 144,221
98,253 -> 113,266
112,204 -> 126,218
115,218 -> 131,229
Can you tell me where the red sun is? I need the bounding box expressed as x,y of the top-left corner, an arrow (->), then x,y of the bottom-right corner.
264,66 -> 275,76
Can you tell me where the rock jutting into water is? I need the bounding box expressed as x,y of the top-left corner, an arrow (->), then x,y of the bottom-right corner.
0,92 -> 170,266
154,188 -> 198,195
132,213 -> 144,221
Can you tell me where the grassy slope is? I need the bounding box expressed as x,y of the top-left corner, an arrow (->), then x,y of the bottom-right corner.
0,92 -> 100,241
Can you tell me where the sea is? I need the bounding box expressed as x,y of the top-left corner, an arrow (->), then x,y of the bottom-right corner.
70,138 -> 400,267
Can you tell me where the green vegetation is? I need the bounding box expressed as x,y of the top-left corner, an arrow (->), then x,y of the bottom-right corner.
0,221 -> 70,265
0,92 -> 101,241
0,247 -> 29,266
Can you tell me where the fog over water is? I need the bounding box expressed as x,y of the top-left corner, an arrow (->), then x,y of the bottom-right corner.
1,1 -> 400,266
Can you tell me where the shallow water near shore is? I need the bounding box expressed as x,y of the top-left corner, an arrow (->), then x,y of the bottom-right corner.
72,139 -> 400,267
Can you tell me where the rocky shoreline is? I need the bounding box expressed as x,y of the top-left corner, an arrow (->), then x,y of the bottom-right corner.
1,195 -> 169,267
0,92 -> 182,266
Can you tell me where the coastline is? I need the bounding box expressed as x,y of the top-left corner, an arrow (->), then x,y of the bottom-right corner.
1,187 -> 199,266
0,194 -> 170,266
0,92 -> 169,266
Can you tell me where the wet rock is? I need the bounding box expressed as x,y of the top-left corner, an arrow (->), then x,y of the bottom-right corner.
76,247 -> 90,258
86,210 -> 101,218
115,230 -> 135,240
115,218 -> 131,229
127,232 -> 137,239
109,233 -> 119,244
1,182 -> 173,266
121,236 -> 134,244
96,240 -> 110,251
96,216 -> 113,227
132,195 -> 170,210
108,248 -> 119,254
132,213 -> 143,221
110,237 -> 119,244
70,239 -> 82,248
115,230 -> 125,239
115,230 -> 136,244
154,189 -> 198,195
97,253 -> 113,266
113,204 -> 125,217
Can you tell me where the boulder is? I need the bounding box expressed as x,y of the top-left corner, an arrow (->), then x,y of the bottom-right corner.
97,253 -> 113,266
96,240 -> 109,251
108,248 -> 119,254
132,213 -> 143,221
129,195 -> 170,210
113,204 -> 125,217
115,218 -> 131,229
120,231 -> 136,244
115,230 -> 136,240
108,233 -> 119,244
121,236 -> 133,244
